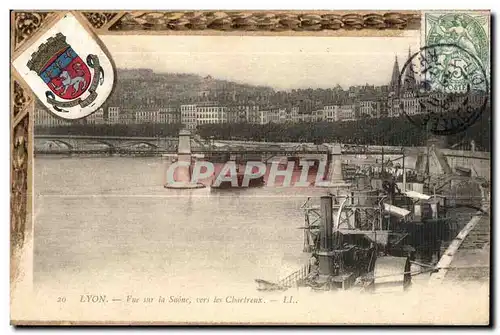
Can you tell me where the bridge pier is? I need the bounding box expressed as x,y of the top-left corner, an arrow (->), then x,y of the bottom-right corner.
318,143 -> 349,188
164,130 -> 205,189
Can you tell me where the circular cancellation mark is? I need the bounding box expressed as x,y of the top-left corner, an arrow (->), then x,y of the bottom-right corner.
398,43 -> 489,136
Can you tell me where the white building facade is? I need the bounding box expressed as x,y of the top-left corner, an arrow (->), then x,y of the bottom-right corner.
196,106 -> 228,126
180,104 -> 197,130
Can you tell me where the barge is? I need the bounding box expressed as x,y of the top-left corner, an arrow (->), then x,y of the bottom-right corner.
256,178 -> 450,292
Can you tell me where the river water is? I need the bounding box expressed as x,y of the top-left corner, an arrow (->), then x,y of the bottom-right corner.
33,156 -> 476,293
34,157 -> 328,292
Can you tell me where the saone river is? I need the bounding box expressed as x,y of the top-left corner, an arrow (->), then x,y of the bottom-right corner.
34,156 -> 326,292
33,156 -> 475,293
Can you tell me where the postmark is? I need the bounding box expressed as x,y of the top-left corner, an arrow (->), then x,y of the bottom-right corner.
398,43 -> 489,136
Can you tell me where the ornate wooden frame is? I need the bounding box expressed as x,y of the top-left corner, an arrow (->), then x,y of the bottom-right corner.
10,9 -> 421,324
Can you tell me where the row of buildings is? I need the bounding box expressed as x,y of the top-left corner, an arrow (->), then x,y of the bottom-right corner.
33,94 -> 447,129
35,50 -> 486,129
34,102 -> 366,129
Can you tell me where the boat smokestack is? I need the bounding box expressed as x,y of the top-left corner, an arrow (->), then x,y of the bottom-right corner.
320,196 -> 333,251
317,196 -> 335,276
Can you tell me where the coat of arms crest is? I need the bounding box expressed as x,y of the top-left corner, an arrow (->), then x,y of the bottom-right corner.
27,33 -> 104,113
13,13 -> 114,119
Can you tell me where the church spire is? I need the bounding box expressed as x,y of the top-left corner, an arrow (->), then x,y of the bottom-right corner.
389,55 -> 400,95
402,47 -> 417,92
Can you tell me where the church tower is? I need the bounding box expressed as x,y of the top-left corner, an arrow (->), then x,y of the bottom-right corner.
389,55 -> 400,95
402,47 -> 417,92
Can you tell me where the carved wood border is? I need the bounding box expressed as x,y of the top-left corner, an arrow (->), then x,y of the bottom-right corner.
9,9 -> 422,324
13,11 -> 421,37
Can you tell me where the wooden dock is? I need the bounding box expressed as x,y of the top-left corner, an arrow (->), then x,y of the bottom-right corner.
430,204 -> 490,283
445,212 -> 490,282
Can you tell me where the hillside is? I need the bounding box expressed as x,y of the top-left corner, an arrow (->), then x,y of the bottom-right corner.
103,68 -> 276,108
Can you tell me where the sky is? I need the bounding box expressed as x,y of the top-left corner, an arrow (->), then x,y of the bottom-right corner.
102,33 -> 420,91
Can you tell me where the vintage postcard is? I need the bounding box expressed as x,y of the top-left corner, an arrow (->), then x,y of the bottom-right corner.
10,10 -> 491,325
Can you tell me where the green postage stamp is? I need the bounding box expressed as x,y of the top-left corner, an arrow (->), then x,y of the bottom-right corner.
425,11 -> 490,77
397,11 -> 491,135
